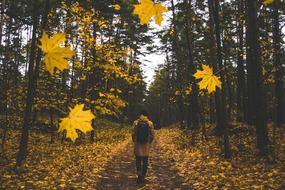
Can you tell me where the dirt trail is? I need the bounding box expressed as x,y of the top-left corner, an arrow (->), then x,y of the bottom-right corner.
94,135 -> 192,190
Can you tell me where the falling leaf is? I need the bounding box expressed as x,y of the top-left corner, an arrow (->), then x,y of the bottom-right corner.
58,104 -> 95,142
39,32 -> 75,75
193,64 -> 222,93
133,0 -> 168,26
263,0 -> 274,5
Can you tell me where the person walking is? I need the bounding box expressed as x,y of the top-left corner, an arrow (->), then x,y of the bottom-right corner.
132,110 -> 155,184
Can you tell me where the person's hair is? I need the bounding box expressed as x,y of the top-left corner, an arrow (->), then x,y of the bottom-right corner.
139,110 -> 148,117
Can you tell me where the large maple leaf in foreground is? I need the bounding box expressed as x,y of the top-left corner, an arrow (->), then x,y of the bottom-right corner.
133,0 -> 168,26
39,32 -> 75,74
59,104 -> 95,142
193,64 -> 222,94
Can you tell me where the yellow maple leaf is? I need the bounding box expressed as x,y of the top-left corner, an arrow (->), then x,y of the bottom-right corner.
133,0 -> 168,26
39,32 -> 75,75
263,0 -> 274,5
58,104 -> 95,142
193,64 -> 222,93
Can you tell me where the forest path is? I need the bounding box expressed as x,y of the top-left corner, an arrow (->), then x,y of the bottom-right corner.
94,134 -> 193,190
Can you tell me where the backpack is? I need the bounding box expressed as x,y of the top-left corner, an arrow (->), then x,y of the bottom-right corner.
136,121 -> 150,143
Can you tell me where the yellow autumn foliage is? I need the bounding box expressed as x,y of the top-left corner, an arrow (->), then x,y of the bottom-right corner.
133,0 -> 168,26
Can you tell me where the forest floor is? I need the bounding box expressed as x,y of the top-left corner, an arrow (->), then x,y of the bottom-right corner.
94,138 -> 192,190
0,121 -> 285,190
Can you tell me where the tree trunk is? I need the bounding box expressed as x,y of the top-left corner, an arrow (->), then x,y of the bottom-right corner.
273,0 -> 284,125
236,0 -> 246,122
185,0 -> 200,130
171,0 -> 185,127
224,61 -> 233,121
15,12 -> 39,167
1,11 -> 9,157
245,0 -> 268,156
245,1 -> 254,125
16,0 -> 50,167
90,22 -> 98,143
208,0 -> 231,159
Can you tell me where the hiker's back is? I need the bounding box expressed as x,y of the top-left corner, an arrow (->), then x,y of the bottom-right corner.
136,121 -> 150,143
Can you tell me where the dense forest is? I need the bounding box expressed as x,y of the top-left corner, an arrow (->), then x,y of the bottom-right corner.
0,0 -> 284,189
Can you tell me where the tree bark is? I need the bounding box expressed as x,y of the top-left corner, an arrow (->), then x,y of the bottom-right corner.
273,0 -> 284,125
16,0 -> 50,167
185,0 -> 200,130
245,0 -> 268,156
208,0 -> 231,159
236,0 -> 246,122
171,0 -> 185,127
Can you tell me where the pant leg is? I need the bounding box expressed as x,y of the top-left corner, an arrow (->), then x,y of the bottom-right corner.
142,156 -> 148,177
135,156 -> 142,175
